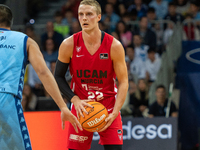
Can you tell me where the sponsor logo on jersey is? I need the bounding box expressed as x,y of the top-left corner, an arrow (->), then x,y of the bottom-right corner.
118,135 -> 122,140
77,70 -> 107,78
0,44 -> 16,49
107,108 -> 113,112
69,134 -> 88,143
77,70 -> 107,84
0,36 -> 6,41
117,129 -> 122,134
81,79 -> 103,84
76,46 -> 81,52
100,53 -> 108,59
87,114 -> 106,127
76,54 -> 84,57
0,31 -> 4,33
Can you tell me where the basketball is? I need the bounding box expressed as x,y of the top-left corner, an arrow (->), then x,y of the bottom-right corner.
78,101 -> 108,132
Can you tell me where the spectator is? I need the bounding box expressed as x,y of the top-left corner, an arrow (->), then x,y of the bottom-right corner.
62,95 -> 71,110
149,0 -> 168,19
133,16 -> 157,49
23,83 -> 37,111
121,12 -> 132,24
99,21 -> 109,33
106,0 -> 121,15
147,7 -> 157,28
145,48 -> 161,82
62,9 -> 78,28
121,79 -> 137,116
133,34 -> 149,62
69,20 -> 81,35
152,23 -> 164,54
28,62 -> 50,97
125,56 -> 133,80
125,45 -> 146,81
101,3 -> 120,33
127,0 -> 148,19
164,2 -> 185,24
182,13 -> 200,40
41,21 -> 64,50
130,79 -> 149,117
50,60 -> 57,74
148,85 -> 178,117
42,38 -> 58,62
175,0 -> 190,16
118,3 -> 127,17
21,94 -> 32,111
163,22 -> 174,47
61,0 -> 81,19
53,10 -> 70,38
25,25 -> 41,48
189,1 -> 200,20
115,20 -> 132,48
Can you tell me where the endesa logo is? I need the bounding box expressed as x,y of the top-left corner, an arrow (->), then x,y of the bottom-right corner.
123,121 -> 172,140
92,121 -> 172,141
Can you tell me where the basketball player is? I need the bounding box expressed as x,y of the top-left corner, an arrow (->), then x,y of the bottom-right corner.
54,0 -> 128,150
0,5 -> 82,150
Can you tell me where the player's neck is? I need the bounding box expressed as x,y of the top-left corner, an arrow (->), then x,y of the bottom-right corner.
82,28 -> 101,46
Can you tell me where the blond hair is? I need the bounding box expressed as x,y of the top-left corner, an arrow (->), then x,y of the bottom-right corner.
80,0 -> 101,15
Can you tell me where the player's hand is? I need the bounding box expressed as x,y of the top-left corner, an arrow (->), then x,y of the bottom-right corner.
98,112 -> 118,132
60,107 -> 83,133
71,96 -> 94,119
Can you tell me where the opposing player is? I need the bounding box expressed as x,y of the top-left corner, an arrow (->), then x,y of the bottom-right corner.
0,5 -> 82,150
54,0 -> 128,150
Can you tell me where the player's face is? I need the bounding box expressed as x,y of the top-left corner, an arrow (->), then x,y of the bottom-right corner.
78,4 -> 101,31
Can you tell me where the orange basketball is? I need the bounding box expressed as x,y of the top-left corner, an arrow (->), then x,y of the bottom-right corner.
78,101 -> 108,132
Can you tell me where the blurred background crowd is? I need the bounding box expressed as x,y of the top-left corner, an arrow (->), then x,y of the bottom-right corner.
2,0 -> 200,149
2,0 -> 199,118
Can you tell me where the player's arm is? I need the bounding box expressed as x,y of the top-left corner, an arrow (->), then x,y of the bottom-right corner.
55,36 -> 92,118
100,38 -> 128,132
27,37 -> 82,132
111,39 -> 128,117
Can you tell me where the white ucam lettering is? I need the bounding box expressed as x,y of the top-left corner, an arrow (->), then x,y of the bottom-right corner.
87,114 -> 106,127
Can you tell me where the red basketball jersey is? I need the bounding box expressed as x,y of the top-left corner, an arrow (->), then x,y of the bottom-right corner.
70,31 -> 117,109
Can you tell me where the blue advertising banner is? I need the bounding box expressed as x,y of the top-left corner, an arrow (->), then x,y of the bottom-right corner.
91,117 -> 178,150
176,41 -> 200,150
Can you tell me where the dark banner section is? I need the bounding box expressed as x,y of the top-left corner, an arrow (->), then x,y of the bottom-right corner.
91,117 -> 178,150
176,41 -> 200,150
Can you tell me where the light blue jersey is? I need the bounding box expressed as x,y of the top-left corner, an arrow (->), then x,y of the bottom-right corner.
0,28 -> 28,99
0,28 -> 31,150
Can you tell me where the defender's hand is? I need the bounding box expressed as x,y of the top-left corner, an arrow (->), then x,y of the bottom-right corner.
61,107 -> 83,133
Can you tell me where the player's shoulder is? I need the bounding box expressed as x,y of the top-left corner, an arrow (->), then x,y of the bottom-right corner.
111,38 -> 123,48
110,37 -> 124,53
61,35 -> 74,47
